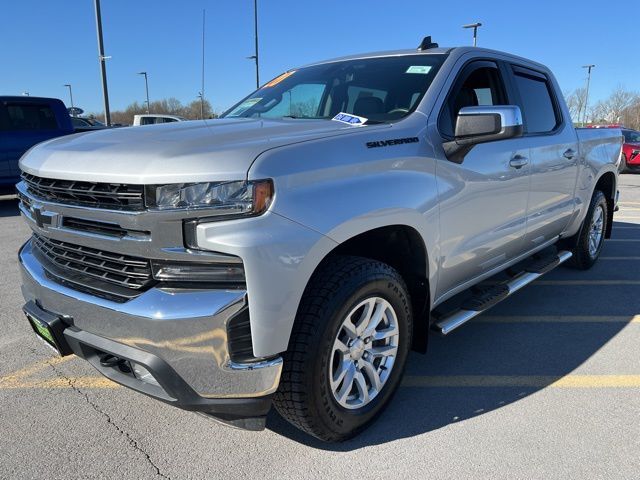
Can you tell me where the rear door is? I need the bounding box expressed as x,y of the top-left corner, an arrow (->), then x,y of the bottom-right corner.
434,60 -> 532,298
508,66 -> 579,249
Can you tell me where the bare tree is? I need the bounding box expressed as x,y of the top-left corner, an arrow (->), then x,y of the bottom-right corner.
564,88 -> 587,124
620,98 -> 640,131
589,86 -> 639,125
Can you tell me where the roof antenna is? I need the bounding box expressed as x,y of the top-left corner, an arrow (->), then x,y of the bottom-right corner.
418,36 -> 439,51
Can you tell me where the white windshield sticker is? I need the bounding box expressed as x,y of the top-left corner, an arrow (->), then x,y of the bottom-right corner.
332,112 -> 368,126
406,65 -> 432,74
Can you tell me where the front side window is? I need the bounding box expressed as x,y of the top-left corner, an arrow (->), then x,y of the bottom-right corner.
439,63 -> 507,138
222,54 -> 446,123
512,69 -> 559,134
5,103 -> 58,130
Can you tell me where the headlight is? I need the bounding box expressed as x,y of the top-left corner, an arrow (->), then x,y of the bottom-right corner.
147,179 -> 273,215
151,260 -> 245,284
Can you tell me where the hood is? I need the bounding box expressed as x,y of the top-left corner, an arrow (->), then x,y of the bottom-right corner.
19,117 -> 380,184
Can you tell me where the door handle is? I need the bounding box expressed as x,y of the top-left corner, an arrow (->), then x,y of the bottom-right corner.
563,148 -> 576,159
509,155 -> 529,169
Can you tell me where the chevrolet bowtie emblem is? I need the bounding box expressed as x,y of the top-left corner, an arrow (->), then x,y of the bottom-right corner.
30,205 -> 60,229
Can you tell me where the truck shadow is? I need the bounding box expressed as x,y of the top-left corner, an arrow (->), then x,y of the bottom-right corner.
0,195 -> 19,217
267,221 -> 639,450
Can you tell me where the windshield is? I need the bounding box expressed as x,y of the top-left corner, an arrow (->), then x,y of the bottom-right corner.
221,54 -> 445,123
623,130 -> 640,143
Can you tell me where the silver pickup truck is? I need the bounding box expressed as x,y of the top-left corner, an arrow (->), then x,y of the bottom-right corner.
17,38 -> 622,442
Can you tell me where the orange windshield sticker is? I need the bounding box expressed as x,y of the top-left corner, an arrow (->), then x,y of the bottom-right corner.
263,70 -> 296,88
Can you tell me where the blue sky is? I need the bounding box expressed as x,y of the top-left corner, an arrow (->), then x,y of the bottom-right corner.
2,0 -> 638,114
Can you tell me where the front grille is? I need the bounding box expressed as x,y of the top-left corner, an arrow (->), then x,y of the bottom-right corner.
32,234 -> 154,291
62,217 -> 129,238
62,217 -> 149,239
22,173 -> 145,211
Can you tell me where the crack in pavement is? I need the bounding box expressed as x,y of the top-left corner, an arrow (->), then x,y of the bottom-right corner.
38,351 -> 170,479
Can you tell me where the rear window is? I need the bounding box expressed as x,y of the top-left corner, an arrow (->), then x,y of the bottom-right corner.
140,117 -> 178,125
623,130 -> 640,143
512,70 -> 559,134
4,103 -> 58,130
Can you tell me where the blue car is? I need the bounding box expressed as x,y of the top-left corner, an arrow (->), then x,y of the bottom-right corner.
0,96 -> 74,188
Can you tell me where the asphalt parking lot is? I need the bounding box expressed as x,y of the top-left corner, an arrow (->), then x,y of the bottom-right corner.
1,176 -> 639,480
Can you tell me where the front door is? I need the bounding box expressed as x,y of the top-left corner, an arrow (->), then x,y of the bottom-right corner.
434,60 -> 531,300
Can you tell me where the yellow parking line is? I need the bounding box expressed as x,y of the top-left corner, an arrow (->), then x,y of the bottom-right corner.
402,375 -> 640,388
0,356 -> 117,389
3,358 -> 640,390
476,315 -> 640,323
0,376 -> 118,389
0,355 -> 74,386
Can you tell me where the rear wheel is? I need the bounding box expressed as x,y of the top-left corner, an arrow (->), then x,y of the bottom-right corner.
566,190 -> 608,270
273,256 -> 412,442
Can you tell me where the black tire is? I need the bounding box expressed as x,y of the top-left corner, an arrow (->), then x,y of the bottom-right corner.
566,190 -> 608,270
619,153 -> 628,174
273,255 -> 412,442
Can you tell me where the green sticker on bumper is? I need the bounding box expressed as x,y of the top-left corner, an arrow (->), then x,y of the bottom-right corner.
30,316 -> 55,346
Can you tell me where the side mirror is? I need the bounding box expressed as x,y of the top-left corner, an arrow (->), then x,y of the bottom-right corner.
443,105 -> 524,164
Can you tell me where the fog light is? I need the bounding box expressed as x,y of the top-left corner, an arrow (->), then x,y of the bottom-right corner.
131,363 -> 161,388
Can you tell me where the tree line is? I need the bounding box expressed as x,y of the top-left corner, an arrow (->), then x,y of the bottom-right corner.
90,98 -> 217,125
565,86 -> 640,129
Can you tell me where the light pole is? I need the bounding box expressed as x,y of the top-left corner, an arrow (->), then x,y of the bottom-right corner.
137,71 -> 150,114
463,22 -> 482,47
582,64 -> 595,126
94,0 -> 111,126
63,84 -> 75,113
247,0 -> 260,89
200,9 -> 206,119
197,92 -> 204,119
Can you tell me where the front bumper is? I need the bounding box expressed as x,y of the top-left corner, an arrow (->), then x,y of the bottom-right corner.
19,239 -> 282,427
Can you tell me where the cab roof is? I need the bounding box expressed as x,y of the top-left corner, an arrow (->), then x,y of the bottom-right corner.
303,46 -> 548,72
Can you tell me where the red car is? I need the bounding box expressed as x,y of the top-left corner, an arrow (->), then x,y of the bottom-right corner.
620,128 -> 640,173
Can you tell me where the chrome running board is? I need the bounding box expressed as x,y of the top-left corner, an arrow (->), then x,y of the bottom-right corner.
433,250 -> 573,335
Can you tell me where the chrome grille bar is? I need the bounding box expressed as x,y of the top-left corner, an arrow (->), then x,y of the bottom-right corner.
32,234 -> 153,290
22,173 -> 145,210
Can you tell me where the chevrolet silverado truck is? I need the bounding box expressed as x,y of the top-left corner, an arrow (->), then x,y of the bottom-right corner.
17,38 -> 622,442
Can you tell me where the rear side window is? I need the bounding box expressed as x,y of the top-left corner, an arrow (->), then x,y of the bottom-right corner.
5,103 -> 58,130
512,70 -> 559,134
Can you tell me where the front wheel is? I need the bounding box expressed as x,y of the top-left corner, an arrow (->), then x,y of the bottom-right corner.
566,190 -> 608,270
273,256 -> 412,442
